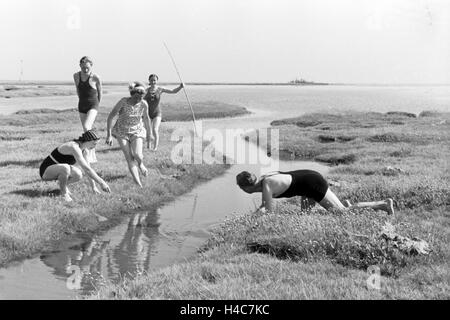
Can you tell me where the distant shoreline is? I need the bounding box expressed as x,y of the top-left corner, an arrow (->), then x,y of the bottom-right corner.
1,80 -> 449,87
0,80 -> 329,86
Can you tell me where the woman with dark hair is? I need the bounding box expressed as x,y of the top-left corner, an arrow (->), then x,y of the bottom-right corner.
39,130 -> 111,202
236,169 -> 394,214
144,74 -> 184,151
73,56 -> 102,163
106,82 -> 151,187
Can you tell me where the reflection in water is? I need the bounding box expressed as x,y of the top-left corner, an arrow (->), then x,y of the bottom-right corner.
3,85 -> 447,298
40,208 -> 161,295
0,122 -> 329,299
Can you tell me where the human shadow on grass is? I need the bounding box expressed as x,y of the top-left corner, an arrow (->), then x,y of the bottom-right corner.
96,147 -> 122,154
0,159 -> 41,168
18,178 -> 43,185
99,173 -> 128,182
10,188 -> 61,198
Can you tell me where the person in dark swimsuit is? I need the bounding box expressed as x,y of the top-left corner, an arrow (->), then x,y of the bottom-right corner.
236,169 -> 394,215
74,56 -> 102,130
77,72 -> 99,114
73,56 -> 102,164
40,130 -> 111,202
144,74 -> 183,151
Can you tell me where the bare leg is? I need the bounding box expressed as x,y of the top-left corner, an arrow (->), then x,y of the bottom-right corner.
318,189 -> 347,211
151,116 -> 161,151
79,110 -> 98,163
131,137 -> 148,177
79,109 -> 98,131
319,189 -> 394,215
42,164 -> 82,202
117,138 -> 142,187
350,198 -> 394,215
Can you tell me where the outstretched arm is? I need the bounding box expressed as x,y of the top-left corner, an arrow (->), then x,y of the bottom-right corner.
71,145 -> 110,193
160,83 -> 184,94
81,149 -> 99,193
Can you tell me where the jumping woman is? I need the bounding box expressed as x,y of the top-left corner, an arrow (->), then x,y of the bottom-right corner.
236,169 -> 394,215
106,82 -> 151,187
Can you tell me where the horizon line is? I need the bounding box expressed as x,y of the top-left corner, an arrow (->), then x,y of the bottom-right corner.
1,80 -> 450,86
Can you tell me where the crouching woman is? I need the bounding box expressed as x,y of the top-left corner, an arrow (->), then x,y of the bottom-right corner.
39,130 -> 111,202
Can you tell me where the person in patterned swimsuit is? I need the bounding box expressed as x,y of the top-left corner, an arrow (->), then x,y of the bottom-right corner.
106,82 -> 151,187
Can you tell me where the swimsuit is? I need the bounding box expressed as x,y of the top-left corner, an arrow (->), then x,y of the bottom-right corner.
144,89 -> 162,119
39,147 -> 77,178
111,98 -> 147,141
273,170 -> 328,202
77,72 -> 99,114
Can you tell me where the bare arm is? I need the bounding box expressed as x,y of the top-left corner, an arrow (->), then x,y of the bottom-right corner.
73,72 -> 80,97
70,144 -> 110,192
261,179 -> 274,211
106,99 -> 123,146
142,101 -> 151,144
83,149 -> 101,192
94,74 -> 102,103
160,83 -> 184,94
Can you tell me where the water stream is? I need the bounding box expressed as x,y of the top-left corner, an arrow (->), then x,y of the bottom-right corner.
5,84 -> 442,298
0,120 -> 328,299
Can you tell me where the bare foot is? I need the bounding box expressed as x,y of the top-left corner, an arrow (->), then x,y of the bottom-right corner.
139,163 -> 149,177
92,186 -> 101,194
94,213 -> 108,222
62,193 -> 73,202
385,198 -> 394,215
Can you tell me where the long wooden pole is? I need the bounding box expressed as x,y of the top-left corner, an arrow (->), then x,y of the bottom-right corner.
163,42 -> 198,137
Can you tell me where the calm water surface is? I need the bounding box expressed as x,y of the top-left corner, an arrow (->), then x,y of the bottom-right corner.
1,84 -> 449,117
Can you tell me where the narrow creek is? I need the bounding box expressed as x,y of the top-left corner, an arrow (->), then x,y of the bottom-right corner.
0,113 -> 328,299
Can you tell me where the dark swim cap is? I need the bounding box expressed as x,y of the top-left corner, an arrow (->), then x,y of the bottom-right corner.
236,171 -> 257,187
80,56 -> 93,64
78,129 -> 100,142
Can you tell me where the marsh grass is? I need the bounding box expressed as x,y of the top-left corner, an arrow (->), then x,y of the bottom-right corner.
92,110 -> 450,300
0,103 -> 246,266
0,85 -> 76,98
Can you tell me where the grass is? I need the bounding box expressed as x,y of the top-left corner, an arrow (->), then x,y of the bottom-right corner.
0,85 -> 75,98
0,101 -> 249,267
91,110 -> 450,300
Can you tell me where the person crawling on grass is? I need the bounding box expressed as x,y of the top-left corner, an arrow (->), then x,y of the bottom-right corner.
106,81 -> 152,187
236,169 -> 394,215
39,130 -> 111,202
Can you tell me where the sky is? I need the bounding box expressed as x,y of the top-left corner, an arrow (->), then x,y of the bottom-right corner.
1,0 -> 449,84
